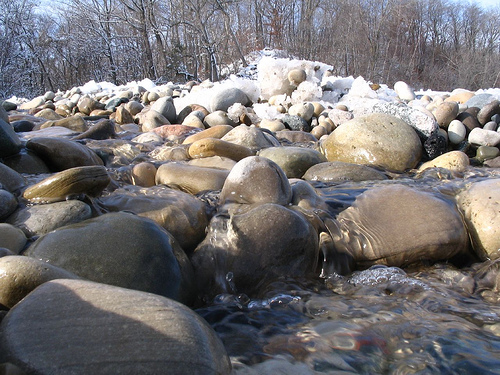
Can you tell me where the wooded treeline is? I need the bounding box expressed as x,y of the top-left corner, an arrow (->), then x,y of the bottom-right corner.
1,0 -> 499,98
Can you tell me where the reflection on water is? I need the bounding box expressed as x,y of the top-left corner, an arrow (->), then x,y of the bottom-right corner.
196,167 -> 500,374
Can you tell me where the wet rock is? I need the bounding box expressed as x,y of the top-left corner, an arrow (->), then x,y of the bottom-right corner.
477,100 -> 500,126
210,87 -> 250,112
77,96 -> 103,115
303,161 -> 387,183
0,190 -> 17,220
0,118 -> 22,158
155,162 -> 229,194
0,256 -> 80,308
24,212 -> 192,303
468,127 -> 500,147
281,114 -> 311,132
221,124 -> 279,151
433,101 -> 459,129
2,149 -> 51,174
26,137 -> 104,171
457,179 -> 500,260
276,130 -> 318,143
6,200 -> 92,237
131,162 -> 157,187
2,100 -> 17,112
151,125 -> 201,142
139,109 -> 170,132
100,185 -> 208,253
326,185 -> 468,269
417,151 -> 470,173
0,163 -> 26,193
34,108 -> 63,121
322,113 -> 422,172
423,130 -> 448,160
0,224 -> 27,254
150,96 -> 177,123
40,116 -> 88,132
220,156 -> 292,206
456,111 -> 480,133
258,146 -> 327,178
0,279 -> 231,374
192,203 -> 318,297
72,119 -> 116,140
12,120 -> 35,132
23,165 -> 110,203
183,125 -> 233,144
188,138 -> 253,161
204,110 -> 237,127
483,156 -> 500,168
448,119 -> 467,144
476,146 -> 500,162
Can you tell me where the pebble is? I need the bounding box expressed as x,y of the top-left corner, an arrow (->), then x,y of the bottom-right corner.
281,114 -> 311,132
288,69 -> 307,86
150,96 -> 177,123
72,119 -> 116,140
0,224 -> 27,254
327,108 -> 354,127
456,111 -> 480,133
446,90 -> 475,104
303,161 -> 387,183
155,162 -> 229,194
465,93 -> 494,109
204,110 -> 237,127
2,149 -> 51,174
258,146 -> 327,178
12,120 -> 35,132
0,189 -> 17,220
188,138 -> 253,161
476,146 -> 500,162
0,256 -> 80,308
0,163 -> 26,193
6,200 -> 92,237
183,125 -> 233,144
417,150 -> 470,172
458,179 -> 500,260
433,101 -> 459,129
219,156 -> 292,206
26,137 -> 104,171
468,127 -> 500,147
483,121 -> 498,131
288,102 -> 315,122
211,87 -> 250,112
477,100 -> 500,126
23,165 -> 110,203
131,162 -> 157,187
394,81 -> 415,101
0,279 -> 231,374
19,96 -> 45,110
40,116 -> 88,132
139,109 -> 170,131
447,119 -> 467,144
221,124 -> 279,151
322,113 -> 422,172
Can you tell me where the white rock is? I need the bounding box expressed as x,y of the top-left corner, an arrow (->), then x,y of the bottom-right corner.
468,127 -> 500,147
394,81 -> 416,101
448,120 -> 466,144
288,102 -> 315,121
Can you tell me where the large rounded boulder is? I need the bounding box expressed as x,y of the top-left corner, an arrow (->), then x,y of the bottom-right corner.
322,113 -> 422,172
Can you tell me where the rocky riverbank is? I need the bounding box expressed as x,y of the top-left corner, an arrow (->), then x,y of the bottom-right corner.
1,53 -> 500,373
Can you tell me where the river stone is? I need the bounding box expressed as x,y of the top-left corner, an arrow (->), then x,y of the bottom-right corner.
0,279 -> 231,374
276,130 -> 318,143
433,101 -> 459,129
34,108 -> 63,121
140,109 -> 170,132
483,156 -> 500,168
156,162 -> 229,194
468,127 -> 500,147
182,113 -> 205,128
19,126 -> 80,140
370,102 -> 438,139
203,110 -> 237,127
417,151 -> 470,173
483,121 -> 498,131
448,119 -> 467,144
183,125 -> 233,144
188,156 -> 236,170
220,156 -> 292,206
456,111 -> 480,133
192,203 -> 318,298
477,100 -> 500,126
26,137 -> 104,171
100,185 -> 208,253
188,138 -> 253,161
303,161 -> 387,183
2,149 -> 51,174
23,165 -> 110,203
125,100 -> 144,116
150,96 -> 177,123
0,224 -> 27,254
288,103 -> 315,122
6,200 -> 92,237
447,90 -> 475,104
0,256 -> 80,308
0,163 -> 26,193
327,108 -> 353,127
131,162 -> 157,187
322,113 -> 422,172
258,146 -> 327,178
0,190 -> 17,220
288,69 -> 307,86
394,81 -> 416,101
327,185 -> 469,268
222,124 -> 279,151
457,179 -> 500,260
259,119 -> 285,132
72,119 -> 116,140
0,118 -> 22,158
19,96 -> 45,110
40,116 -> 88,132
281,114 -> 311,132
465,93 -> 494,109
2,100 -> 17,111
24,212 -> 191,303
12,120 -> 35,132
0,102 -> 11,122
210,87 -> 250,112
476,146 -> 500,162
105,97 -> 127,111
